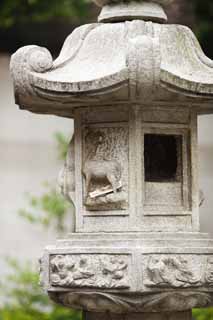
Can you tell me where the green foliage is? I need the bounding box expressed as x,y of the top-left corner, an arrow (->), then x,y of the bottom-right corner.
0,131 -> 78,319
0,0 -> 89,28
55,132 -> 70,161
19,185 -> 70,233
18,132 -> 71,233
193,308 -> 213,320
194,0 -> 213,34
193,0 -> 213,57
0,258 -> 82,320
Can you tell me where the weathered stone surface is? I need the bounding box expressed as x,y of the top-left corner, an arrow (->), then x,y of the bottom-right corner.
11,0 -> 213,319
41,231 -> 213,314
85,312 -> 192,320
144,255 -> 213,288
39,232 -> 213,312
50,254 -> 130,289
93,0 -> 173,8
58,106 -> 198,233
50,291 -> 211,313
98,1 -> 168,23
10,18 -> 213,117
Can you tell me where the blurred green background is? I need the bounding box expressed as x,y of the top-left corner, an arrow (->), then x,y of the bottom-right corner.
0,0 -> 213,58
0,0 -> 213,319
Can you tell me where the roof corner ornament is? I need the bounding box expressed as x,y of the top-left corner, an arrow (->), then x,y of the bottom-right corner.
10,45 -> 53,101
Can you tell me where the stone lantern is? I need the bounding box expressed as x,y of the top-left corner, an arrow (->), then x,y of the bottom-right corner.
10,0 -> 213,319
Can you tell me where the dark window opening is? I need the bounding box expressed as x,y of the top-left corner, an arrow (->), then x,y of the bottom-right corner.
144,134 -> 182,182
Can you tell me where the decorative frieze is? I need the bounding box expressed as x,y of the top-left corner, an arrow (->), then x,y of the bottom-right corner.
205,257 -> 213,286
50,254 -> 130,289
144,255 -> 213,288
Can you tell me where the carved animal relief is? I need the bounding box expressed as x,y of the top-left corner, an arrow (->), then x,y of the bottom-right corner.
50,254 -> 130,289
83,126 -> 129,211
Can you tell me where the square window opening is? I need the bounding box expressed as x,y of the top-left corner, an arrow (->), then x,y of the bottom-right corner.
144,134 -> 183,183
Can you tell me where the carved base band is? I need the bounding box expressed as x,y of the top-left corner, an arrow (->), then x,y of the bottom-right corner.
49,291 -> 211,313
40,232 -> 213,312
85,311 -> 192,320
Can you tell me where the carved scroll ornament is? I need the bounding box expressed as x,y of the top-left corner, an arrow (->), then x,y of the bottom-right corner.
10,46 -> 53,99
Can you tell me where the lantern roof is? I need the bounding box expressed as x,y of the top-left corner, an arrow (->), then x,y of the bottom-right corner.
11,0 -> 213,118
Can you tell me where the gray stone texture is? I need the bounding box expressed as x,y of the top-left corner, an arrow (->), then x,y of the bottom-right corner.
85,311 -> 192,320
10,0 -> 213,319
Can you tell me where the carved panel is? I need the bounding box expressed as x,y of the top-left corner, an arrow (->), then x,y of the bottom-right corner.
50,254 -> 130,289
82,124 -> 129,211
205,257 -> 213,286
143,255 -> 213,288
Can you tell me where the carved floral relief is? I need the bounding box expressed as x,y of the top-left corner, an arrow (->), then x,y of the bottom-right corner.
50,254 -> 130,289
82,126 -> 129,211
205,257 -> 213,286
144,255 -> 213,288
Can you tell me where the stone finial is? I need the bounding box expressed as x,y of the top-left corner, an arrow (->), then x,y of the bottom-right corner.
93,0 -> 173,8
93,0 -> 172,23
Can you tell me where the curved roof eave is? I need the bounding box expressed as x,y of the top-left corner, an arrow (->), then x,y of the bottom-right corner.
159,24 -> 213,97
10,21 -> 213,113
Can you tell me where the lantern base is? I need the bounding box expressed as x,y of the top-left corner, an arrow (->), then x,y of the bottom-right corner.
84,311 -> 192,320
40,232 -> 213,313
48,290 -> 211,314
